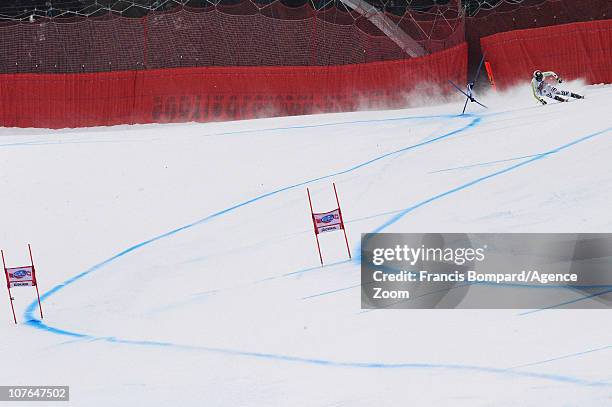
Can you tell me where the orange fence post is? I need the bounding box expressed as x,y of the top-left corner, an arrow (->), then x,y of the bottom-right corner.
484,61 -> 497,90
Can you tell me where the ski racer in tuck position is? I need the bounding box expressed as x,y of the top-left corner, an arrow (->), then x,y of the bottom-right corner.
531,70 -> 584,105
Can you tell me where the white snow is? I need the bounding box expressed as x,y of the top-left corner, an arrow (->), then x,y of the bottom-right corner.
0,84 -> 611,406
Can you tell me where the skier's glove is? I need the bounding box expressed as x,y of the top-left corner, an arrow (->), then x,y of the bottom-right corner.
557,78 -> 563,83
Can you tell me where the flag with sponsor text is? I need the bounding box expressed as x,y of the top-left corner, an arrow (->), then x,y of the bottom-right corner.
313,208 -> 343,234
6,266 -> 36,288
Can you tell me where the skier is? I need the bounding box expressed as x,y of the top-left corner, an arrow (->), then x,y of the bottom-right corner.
466,81 -> 475,102
531,70 -> 584,105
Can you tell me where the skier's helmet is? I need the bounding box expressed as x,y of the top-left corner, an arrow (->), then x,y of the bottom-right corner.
533,70 -> 543,82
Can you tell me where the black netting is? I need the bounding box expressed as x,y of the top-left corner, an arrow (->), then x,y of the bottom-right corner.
0,0 -> 464,73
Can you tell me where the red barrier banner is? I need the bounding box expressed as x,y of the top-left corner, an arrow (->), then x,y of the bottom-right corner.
480,20 -> 612,89
465,0 -> 610,78
0,43 -> 466,128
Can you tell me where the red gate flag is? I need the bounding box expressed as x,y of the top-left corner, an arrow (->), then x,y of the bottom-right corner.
307,183 -> 351,265
484,61 -> 496,90
2,244 -> 43,324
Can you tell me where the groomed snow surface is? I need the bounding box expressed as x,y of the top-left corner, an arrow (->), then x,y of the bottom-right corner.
1,83 -> 611,406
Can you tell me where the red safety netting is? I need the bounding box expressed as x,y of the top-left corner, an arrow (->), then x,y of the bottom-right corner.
0,43 -> 467,128
481,20 -> 612,88
0,2 -> 464,73
466,0 -> 611,75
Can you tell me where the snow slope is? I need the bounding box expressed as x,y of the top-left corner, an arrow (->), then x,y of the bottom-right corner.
0,84 -> 611,406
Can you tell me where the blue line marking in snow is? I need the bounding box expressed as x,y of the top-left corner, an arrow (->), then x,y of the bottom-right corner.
0,114 -> 454,148
24,113 -> 478,324
301,283 -> 361,300
201,114 -> 463,138
20,110 -> 612,384
313,280 -> 612,302
429,154 -> 541,174
335,126 -> 612,302
304,279 -> 612,308
55,334 -> 611,386
507,345 -> 612,371
519,288 -> 612,316
26,320 -> 91,339
369,127 -> 612,234
280,259 -> 351,278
